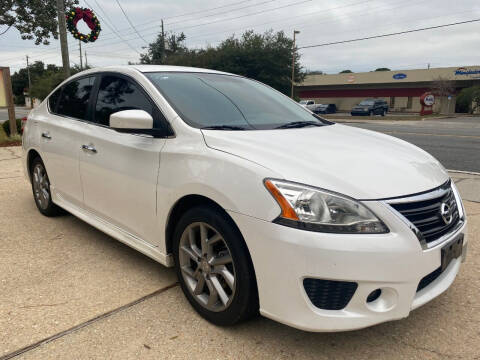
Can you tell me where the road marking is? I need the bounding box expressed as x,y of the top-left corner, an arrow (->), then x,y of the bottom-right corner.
0,282 -> 179,360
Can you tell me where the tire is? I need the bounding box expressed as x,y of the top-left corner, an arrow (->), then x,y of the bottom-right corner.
30,157 -> 63,217
173,205 -> 258,326
381,109 -> 386,116
368,111 -> 373,116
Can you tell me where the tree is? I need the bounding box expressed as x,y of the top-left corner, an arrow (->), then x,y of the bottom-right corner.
374,68 -> 391,71
29,64 -> 84,101
140,30 -> 305,96
456,86 -> 480,114
140,31 -> 187,64
0,0 -> 78,45
339,70 -> 353,73
306,70 -> 323,75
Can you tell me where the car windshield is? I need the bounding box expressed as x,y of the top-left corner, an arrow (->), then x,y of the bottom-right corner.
145,72 -> 332,130
299,100 -> 308,105
359,100 -> 375,106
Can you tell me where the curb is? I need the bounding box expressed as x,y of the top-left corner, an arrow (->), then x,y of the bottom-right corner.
448,169 -> 480,176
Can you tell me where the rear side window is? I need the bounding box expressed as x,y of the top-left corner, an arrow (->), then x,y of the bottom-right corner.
48,88 -> 62,112
57,77 -> 95,120
95,75 -> 153,126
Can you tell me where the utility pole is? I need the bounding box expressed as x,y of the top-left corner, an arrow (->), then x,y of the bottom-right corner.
85,51 -> 88,68
79,40 -> 83,70
56,0 -> 71,78
161,19 -> 165,63
26,55 -> 32,108
291,30 -> 300,99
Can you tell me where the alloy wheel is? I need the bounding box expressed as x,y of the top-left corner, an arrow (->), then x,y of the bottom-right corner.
32,163 -> 50,210
178,222 -> 236,312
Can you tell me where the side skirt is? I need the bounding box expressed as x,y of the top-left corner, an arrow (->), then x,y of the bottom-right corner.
53,192 -> 174,267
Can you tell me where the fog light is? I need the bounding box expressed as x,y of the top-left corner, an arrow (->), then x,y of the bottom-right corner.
367,289 -> 382,303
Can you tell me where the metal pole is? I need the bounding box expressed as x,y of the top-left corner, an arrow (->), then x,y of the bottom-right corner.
161,19 -> 165,63
79,40 -> 83,70
56,0 -> 71,78
85,50 -> 88,68
26,55 -> 32,108
291,30 -> 300,99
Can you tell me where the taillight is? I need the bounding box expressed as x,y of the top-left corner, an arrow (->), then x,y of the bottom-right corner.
21,117 -> 27,132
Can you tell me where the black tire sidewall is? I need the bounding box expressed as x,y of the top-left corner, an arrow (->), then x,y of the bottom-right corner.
173,205 -> 258,326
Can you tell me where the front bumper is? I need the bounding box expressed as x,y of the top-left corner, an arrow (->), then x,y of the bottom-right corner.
228,201 -> 467,332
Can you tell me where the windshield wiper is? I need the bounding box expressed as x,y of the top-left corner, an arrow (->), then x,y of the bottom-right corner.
201,125 -> 248,130
275,121 -> 324,129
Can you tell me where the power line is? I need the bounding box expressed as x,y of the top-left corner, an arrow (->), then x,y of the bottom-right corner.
299,18 -> 480,49
114,0 -> 149,44
82,0 -> 141,54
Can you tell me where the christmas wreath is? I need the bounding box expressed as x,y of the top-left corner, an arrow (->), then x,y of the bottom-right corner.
66,7 -> 101,43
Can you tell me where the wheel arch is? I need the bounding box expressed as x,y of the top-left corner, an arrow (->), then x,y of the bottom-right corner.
26,148 -> 42,182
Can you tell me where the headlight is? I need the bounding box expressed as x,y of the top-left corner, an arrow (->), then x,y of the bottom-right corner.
264,179 -> 388,234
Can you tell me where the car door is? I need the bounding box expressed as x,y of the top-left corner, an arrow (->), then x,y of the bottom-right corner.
79,73 -> 170,245
40,75 -> 96,207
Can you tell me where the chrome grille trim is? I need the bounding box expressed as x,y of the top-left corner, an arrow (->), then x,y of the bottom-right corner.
384,180 -> 464,250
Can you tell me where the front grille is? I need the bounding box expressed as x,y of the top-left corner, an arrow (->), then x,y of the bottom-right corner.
388,182 -> 460,245
303,278 -> 357,310
417,267 -> 442,292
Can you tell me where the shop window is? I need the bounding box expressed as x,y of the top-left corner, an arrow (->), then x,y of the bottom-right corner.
407,97 -> 413,109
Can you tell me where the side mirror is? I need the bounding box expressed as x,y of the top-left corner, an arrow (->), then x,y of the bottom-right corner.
109,110 -> 153,129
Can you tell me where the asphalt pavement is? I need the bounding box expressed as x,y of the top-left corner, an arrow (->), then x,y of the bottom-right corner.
0,107 -> 31,123
1,146 -> 479,359
339,116 -> 480,173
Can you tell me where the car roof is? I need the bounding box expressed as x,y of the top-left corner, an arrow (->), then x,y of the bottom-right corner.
72,65 -> 235,77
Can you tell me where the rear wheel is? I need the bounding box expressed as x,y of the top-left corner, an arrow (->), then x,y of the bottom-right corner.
31,157 -> 63,217
173,205 -> 258,326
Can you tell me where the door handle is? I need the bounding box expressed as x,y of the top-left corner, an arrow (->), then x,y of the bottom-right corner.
41,132 -> 51,140
81,144 -> 97,154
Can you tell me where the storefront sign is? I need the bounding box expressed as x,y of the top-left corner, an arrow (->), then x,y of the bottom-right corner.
393,73 -> 407,80
454,67 -> 480,77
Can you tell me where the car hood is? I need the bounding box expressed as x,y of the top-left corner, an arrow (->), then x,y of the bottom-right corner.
201,124 -> 449,199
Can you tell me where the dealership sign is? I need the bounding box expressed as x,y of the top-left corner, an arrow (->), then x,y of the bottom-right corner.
393,73 -> 407,80
422,94 -> 435,106
454,67 -> 480,77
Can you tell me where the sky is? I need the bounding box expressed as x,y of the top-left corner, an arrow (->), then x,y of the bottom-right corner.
1,0 -> 480,74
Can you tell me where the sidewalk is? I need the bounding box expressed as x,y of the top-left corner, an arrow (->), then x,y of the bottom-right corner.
450,171 -> 480,203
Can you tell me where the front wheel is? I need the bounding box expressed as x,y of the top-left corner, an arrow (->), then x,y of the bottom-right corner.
173,205 -> 258,326
31,157 -> 63,217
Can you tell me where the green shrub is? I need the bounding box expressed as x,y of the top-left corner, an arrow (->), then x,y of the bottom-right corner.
2,119 -> 23,137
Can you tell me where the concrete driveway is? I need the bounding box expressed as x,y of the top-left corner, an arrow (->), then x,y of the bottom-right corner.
1,146 -> 479,359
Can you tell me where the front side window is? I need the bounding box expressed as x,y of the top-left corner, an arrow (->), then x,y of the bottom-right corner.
145,72 -> 331,130
56,76 -> 95,120
95,75 -> 153,126
359,100 -> 374,106
48,87 -> 62,112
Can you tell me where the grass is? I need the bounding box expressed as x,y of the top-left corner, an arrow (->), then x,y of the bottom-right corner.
0,123 -> 22,147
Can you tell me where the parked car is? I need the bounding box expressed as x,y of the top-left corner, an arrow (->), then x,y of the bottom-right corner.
313,103 -> 337,114
23,66 -> 467,332
351,99 -> 388,116
299,99 -> 315,108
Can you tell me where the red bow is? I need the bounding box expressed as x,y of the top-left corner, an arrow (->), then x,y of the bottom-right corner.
73,8 -> 96,30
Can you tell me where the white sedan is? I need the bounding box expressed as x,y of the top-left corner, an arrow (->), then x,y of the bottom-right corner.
22,65 -> 467,331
